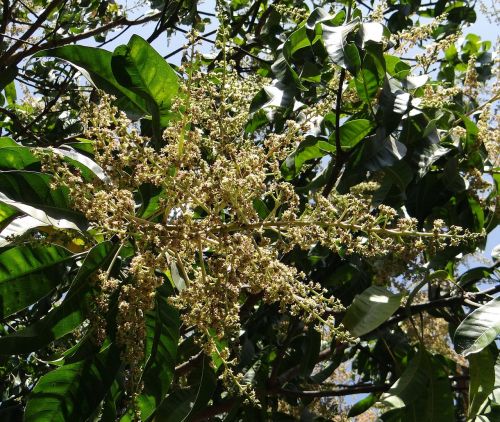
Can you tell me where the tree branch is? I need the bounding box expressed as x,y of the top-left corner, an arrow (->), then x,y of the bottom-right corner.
2,11 -> 163,67
277,383 -> 390,397
1,0 -> 64,62
322,0 -> 354,198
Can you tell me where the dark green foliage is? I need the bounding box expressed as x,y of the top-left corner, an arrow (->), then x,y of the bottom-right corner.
0,0 -> 498,420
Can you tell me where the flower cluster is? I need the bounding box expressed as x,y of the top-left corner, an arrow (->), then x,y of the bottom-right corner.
42,62 -> 483,397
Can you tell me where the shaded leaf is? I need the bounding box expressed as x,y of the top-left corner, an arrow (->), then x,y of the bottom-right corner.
342,285 -> 401,337
468,346 -> 498,419
0,245 -> 74,319
379,350 -> 428,409
153,356 -> 217,422
134,284 -> 180,420
25,344 -> 121,421
0,242 -> 117,354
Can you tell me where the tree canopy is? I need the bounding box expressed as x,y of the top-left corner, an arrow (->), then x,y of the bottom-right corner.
0,0 -> 499,420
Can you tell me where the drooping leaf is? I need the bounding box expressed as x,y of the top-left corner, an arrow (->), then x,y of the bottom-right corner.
0,216 -> 43,247
49,146 -> 110,183
111,35 -> 179,144
0,171 -> 87,232
0,190 -> 84,232
342,285 -> 402,337
322,19 -> 360,68
454,297 -> 500,356
24,344 -> 121,422
133,283 -> 180,420
0,245 -> 75,319
34,45 -> 147,118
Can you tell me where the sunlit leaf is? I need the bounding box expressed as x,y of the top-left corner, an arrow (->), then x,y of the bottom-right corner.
454,297 -> 500,356
111,35 -> 179,144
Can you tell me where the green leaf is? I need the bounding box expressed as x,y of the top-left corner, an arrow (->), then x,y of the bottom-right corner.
281,138 -> 328,180
454,297 -> 500,356
344,43 -> 361,75
0,147 -> 39,170
49,146 -> 109,183
0,242 -> 117,354
342,285 -> 402,337
153,356 -> 217,422
355,67 -> 379,102
379,351 -> 454,421
134,284 -> 180,420
0,245 -> 74,319
35,45 -> 147,118
0,171 -> 87,232
338,119 -> 374,149
379,350 -> 429,409
384,55 -> 411,79
468,346 -> 498,419
348,393 -> 377,417
0,190 -> 84,232
111,35 -> 179,145
25,344 -> 121,422
4,81 -> 16,105
284,25 -> 311,60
